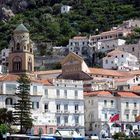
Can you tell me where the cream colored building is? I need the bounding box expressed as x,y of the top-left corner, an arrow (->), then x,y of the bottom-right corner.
84,91 -> 140,137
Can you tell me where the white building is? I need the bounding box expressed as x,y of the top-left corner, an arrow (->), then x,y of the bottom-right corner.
0,48 -> 10,66
0,74 -> 84,135
103,49 -> 139,71
67,36 -> 89,56
91,39 -> 125,53
61,5 -> 72,14
118,41 -> 140,60
89,29 -> 131,43
84,91 -> 140,137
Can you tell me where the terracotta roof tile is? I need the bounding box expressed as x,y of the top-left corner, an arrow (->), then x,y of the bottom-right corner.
34,70 -> 62,75
40,79 -> 53,86
117,92 -> 139,98
84,91 -> 113,97
89,68 -> 131,77
130,86 -> 140,91
0,74 -> 19,81
107,50 -> 127,56
73,36 -> 87,40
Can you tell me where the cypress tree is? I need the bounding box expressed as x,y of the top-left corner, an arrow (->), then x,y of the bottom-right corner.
14,74 -> 33,134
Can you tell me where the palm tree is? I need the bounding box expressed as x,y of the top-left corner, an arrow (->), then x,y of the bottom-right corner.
0,108 -> 14,125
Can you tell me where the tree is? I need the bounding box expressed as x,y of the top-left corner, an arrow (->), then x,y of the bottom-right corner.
0,108 -> 14,126
14,74 -> 33,134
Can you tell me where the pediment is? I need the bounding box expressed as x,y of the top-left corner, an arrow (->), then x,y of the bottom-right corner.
61,52 -> 83,65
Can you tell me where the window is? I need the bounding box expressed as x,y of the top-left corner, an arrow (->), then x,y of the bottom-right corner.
13,56 -> 22,72
64,116 -> 68,124
122,55 -> 124,58
132,47 -> 135,52
49,128 -> 53,134
45,89 -> 48,97
111,100 -> 114,106
57,89 -> 60,98
105,60 -> 108,64
126,102 -> 129,108
37,102 -> 39,108
44,103 -> 48,112
6,84 -> 16,94
56,104 -> 60,111
28,57 -> 32,72
126,114 -> 129,120
105,113 -> 107,119
104,100 -> 107,106
5,98 -> 13,105
32,102 -> 39,109
57,116 -> 60,124
75,116 -> 79,124
33,86 -> 37,95
75,90 -> 78,99
64,90 -> 67,98
64,104 -> 68,111
134,114 -> 137,119
134,102 -> 137,108
75,104 -> 78,112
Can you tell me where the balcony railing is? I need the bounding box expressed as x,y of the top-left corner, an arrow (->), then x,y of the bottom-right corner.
124,109 -> 130,114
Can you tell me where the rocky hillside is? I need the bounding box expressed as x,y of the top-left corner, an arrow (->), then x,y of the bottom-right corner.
0,0 -> 140,53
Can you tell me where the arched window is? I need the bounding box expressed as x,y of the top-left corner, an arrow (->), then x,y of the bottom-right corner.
12,56 -> 22,72
5,98 -> 13,105
28,57 -> 32,71
16,43 -> 20,51
30,48 -> 32,53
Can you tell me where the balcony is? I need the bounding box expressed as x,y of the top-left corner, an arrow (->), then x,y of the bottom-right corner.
75,110 -> 81,114
124,109 -> 130,114
63,110 -> 69,114
56,110 -> 63,114
132,109 -> 138,114
44,109 -> 50,113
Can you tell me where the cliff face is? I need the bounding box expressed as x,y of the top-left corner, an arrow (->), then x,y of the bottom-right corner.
0,0 -> 29,21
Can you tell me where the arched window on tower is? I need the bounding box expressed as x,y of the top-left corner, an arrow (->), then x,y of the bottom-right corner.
28,57 -> 32,72
12,56 -> 22,72
16,43 -> 20,51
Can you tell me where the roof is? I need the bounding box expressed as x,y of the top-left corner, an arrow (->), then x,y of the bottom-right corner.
61,52 -> 83,65
14,24 -> 29,33
73,36 -> 87,40
114,77 -> 133,82
130,85 -> 140,91
84,91 -> 113,97
34,70 -> 62,75
89,68 -> 131,77
117,92 -> 139,98
0,74 -> 19,82
40,79 -> 53,86
0,74 -> 41,84
107,49 -> 128,56
84,90 -> 140,98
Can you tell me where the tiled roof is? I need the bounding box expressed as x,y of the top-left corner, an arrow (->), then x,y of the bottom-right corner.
130,86 -> 140,91
40,79 -> 53,86
89,68 -> 131,77
84,91 -> 113,97
0,74 -> 19,81
114,77 -> 133,82
107,49 -> 128,56
84,90 -> 140,98
73,36 -> 87,40
0,74 -> 41,84
34,70 -> 62,75
117,92 -> 139,98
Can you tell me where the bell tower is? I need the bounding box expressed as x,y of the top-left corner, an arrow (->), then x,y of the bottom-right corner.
8,24 -> 34,74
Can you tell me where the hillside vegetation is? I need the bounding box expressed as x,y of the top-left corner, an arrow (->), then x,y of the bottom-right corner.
0,0 -> 140,50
